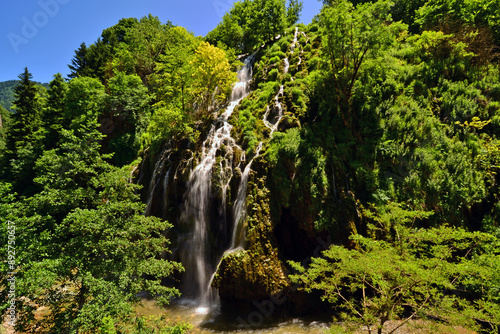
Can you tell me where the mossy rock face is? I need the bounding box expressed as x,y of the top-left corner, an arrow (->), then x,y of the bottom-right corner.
213,170 -> 289,302
213,248 -> 287,302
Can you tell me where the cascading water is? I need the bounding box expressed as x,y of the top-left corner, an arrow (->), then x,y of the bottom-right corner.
290,26 -> 299,54
178,55 -> 255,312
161,165 -> 172,217
263,85 -> 284,135
144,148 -> 171,216
229,141 -> 263,251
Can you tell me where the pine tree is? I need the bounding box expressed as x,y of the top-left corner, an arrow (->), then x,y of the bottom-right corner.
43,73 -> 67,149
10,68 -> 42,138
2,67 -> 45,194
68,42 -> 89,79
0,105 -> 10,153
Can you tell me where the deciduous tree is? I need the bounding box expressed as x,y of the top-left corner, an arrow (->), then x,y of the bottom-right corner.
190,41 -> 237,115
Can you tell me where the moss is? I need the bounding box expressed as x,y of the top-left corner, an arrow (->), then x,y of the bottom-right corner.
213,169 -> 289,302
268,68 -> 279,82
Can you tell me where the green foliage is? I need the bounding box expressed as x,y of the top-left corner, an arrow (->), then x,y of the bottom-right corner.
390,0 -> 428,32
112,15 -> 173,84
2,3 -> 500,331
43,73 -> 68,149
2,118 -> 184,333
107,72 -> 149,122
100,316 -> 117,334
0,105 -> 10,153
2,68 -> 47,194
64,76 -> 106,129
151,26 -> 201,113
416,0 -> 500,43
290,204 -> 500,334
142,106 -> 194,155
206,0 -> 300,53
68,42 -> 93,79
0,80 -> 17,113
118,316 -> 192,334
190,41 -> 237,115
68,18 -> 140,82
286,0 -> 304,26
405,30 -> 475,83
0,80 -> 50,113
106,71 -> 151,165
319,0 -> 404,129
205,12 -> 245,52
10,68 -> 44,139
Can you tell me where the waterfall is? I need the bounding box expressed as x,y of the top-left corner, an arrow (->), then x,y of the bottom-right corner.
229,141 -> 263,251
284,58 -> 290,74
290,26 -> 299,54
178,55 -> 254,311
161,165 -> 172,217
144,148 -> 171,216
263,85 -> 284,135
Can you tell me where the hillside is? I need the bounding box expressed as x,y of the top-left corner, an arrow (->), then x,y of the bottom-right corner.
0,80 -> 49,113
0,1 -> 499,333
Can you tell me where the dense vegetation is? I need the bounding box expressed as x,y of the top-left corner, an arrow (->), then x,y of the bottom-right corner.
1,0 -> 500,333
0,80 -> 49,113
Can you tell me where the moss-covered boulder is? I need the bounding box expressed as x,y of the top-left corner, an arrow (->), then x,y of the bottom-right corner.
212,172 -> 289,302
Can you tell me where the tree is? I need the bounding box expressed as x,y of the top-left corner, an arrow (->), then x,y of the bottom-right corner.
9,68 -> 42,139
319,0 -> 399,129
290,203 -> 500,334
190,41 -> 237,115
43,73 -> 68,149
68,42 -> 91,79
287,0 -> 304,26
0,105 -> 10,153
6,119 -> 185,332
142,106 -> 195,155
68,19 -> 139,82
112,15 -> 174,85
151,26 -> 200,113
2,68 -> 46,194
206,0 -> 295,53
250,0 -> 288,44
101,17 -> 138,46
47,173 -> 182,332
64,76 -> 106,130
416,0 -> 500,44
106,72 -> 151,166
205,13 -> 245,52
67,40 -> 113,82
107,71 -> 150,124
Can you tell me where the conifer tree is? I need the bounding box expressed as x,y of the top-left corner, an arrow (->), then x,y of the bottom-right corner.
2,67 -> 45,194
43,73 -> 67,149
68,42 -> 90,79
10,68 -> 42,139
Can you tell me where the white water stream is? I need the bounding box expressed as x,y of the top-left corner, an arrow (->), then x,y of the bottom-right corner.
179,55 -> 255,311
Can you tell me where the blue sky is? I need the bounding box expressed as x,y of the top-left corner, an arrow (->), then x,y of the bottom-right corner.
0,0 -> 323,83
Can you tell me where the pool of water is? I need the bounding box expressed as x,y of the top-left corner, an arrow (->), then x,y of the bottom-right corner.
136,299 -> 332,334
